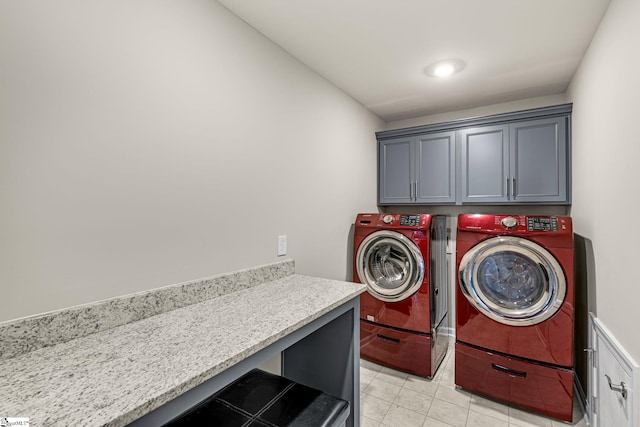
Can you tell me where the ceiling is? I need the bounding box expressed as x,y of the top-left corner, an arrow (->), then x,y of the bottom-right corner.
216,0 -> 611,122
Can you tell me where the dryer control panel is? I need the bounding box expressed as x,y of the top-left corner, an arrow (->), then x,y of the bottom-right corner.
527,217 -> 559,231
460,214 -> 571,234
400,215 -> 421,226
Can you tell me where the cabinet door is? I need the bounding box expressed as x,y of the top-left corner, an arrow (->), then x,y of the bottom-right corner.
415,132 -> 456,203
459,125 -> 509,203
510,117 -> 567,203
378,137 -> 413,204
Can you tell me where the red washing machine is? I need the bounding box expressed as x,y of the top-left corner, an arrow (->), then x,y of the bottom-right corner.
455,214 -> 574,421
354,213 -> 448,378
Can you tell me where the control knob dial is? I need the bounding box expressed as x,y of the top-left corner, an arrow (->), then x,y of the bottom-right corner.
501,217 -> 519,229
382,215 -> 394,224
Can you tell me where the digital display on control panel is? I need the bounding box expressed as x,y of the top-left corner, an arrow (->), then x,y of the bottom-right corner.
400,215 -> 421,226
527,217 -> 558,231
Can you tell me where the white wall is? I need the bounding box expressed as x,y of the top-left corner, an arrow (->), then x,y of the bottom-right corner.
0,0 -> 383,322
567,0 -> 640,364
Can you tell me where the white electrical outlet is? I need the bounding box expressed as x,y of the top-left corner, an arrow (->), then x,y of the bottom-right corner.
277,235 -> 287,256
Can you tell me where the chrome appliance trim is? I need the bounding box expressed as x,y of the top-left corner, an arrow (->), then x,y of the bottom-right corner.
458,236 -> 566,326
356,230 -> 424,302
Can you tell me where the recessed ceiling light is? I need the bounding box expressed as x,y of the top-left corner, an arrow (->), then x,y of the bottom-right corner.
424,59 -> 465,78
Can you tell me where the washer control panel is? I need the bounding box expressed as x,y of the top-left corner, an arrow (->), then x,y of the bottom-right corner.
400,215 -> 421,226
527,217 -> 559,231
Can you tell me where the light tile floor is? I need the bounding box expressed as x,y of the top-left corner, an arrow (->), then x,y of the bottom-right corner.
360,340 -> 588,427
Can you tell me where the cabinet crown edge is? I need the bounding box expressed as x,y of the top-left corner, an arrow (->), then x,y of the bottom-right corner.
376,103 -> 572,141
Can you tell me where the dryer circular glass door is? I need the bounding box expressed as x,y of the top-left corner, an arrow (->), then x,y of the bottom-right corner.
356,230 -> 425,302
458,236 -> 566,326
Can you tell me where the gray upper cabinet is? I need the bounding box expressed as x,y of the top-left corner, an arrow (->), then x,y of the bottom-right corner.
510,117 -> 567,203
376,104 -> 572,205
379,131 -> 456,204
460,117 -> 568,203
379,137 -> 413,204
415,132 -> 456,203
460,125 -> 510,203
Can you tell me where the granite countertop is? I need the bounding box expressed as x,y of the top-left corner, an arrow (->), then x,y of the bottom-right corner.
0,273 -> 365,427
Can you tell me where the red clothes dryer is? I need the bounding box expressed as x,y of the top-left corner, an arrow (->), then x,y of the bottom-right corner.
455,214 -> 575,421
354,213 -> 448,378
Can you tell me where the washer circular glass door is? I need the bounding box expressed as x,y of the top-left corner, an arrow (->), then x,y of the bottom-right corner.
356,230 -> 425,302
458,236 -> 566,326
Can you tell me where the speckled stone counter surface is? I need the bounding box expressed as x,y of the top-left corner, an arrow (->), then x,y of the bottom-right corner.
0,263 -> 365,427
0,261 -> 295,360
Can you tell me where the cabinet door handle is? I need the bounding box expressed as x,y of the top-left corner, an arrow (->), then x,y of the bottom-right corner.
605,374 -> 628,399
506,176 -> 510,199
491,363 -> 527,378
377,334 -> 400,344
512,177 -> 516,199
